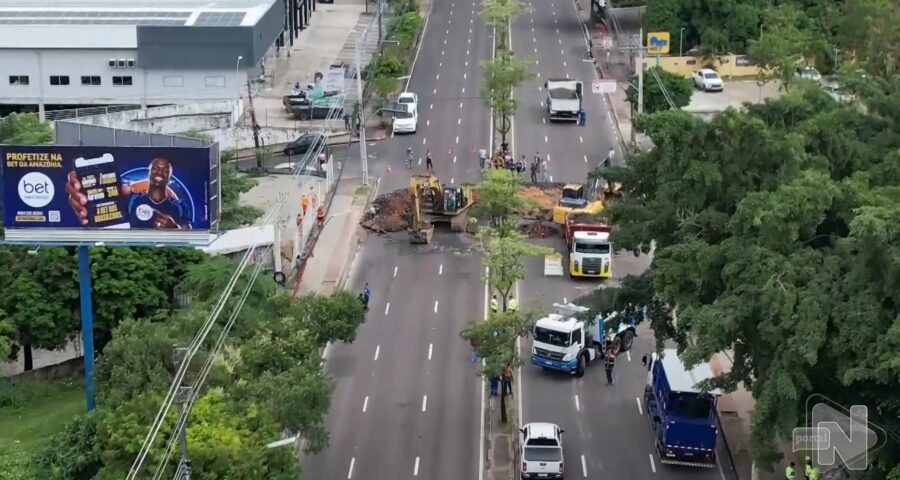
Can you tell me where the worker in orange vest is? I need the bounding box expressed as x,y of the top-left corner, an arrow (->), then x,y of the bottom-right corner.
301,194 -> 309,216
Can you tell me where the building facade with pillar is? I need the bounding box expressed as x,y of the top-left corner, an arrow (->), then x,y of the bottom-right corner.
0,0 -> 289,118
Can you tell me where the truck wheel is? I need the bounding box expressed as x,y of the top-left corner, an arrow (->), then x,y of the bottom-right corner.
621,330 -> 634,351
575,355 -> 586,377
299,110 -> 310,121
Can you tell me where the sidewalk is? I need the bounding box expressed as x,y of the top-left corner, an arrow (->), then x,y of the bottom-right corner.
710,352 -> 766,480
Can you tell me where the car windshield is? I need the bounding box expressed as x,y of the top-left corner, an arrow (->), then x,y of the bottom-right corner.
399,97 -> 414,103
704,72 -> 719,79
395,111 -> 414,119
573,242 -> 610,254
524,447 -> 562,462
534,327 -> 570,347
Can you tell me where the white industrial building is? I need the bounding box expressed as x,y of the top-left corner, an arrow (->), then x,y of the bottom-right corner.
0,0 -> 294,118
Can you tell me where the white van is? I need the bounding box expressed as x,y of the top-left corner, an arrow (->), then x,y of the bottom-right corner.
520,422 -> 564,479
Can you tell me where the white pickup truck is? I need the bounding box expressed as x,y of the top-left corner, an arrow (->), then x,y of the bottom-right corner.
545,78 -> 583,121
692,68 -> 724,92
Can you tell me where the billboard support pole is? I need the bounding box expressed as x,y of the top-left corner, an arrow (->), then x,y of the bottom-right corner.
78,245 -> 96,411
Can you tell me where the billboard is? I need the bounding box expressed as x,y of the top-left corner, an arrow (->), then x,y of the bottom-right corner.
647,31 -> 670,55
1,145 -> 217,246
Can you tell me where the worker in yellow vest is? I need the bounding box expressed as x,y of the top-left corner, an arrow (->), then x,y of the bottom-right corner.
490,295 -> 499,313
507,296 -> 518,313
785,461 -> 797,480
805,457 -> 819,480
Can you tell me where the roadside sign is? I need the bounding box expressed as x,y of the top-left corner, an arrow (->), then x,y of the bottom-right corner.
647,31 -> 670,55
544,254 -> 564,276
592,79 -> 617,94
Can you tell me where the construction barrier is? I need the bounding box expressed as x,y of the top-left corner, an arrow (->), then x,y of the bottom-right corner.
544,254 -> 564,276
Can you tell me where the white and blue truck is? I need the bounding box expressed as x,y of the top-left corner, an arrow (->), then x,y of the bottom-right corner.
641,349 -> 721,468
530,303 -> 643,377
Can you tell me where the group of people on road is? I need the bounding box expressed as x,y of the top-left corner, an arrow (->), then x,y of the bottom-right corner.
784,456 -> 819,480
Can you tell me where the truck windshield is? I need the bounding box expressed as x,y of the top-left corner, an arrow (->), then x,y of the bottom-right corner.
669,393 -> 714,419
574,242 -> 610,254
524,447 -> 562,462
534,327 -> 570,347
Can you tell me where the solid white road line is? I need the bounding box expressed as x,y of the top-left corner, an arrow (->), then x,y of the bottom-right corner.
627,351 -> 632,362
434,300 -> 439,313
636,396 -> 643,414
348,458 -> 356,479
428,343 -> 433,359
385,302 -> 390,315
374,345 -> 380,361
422,395 -> 428,412
581,455 -> 588,477
405,12 -> 430,91
362,396 -> 369,412
439,264 -> 443,275
649,454 -> 657,473
575,395 -> 581,412
414,456 -> 420,476
393,265 -> 398,277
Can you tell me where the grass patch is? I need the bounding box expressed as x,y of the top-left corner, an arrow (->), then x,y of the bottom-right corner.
354,184 -> 371,197
0,378 -> 83,454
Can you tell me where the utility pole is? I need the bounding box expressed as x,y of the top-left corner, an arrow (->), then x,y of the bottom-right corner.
637,27 -> 644,115
355,36 -> 368,185
247,78 -> 262,170
173,347 -> 192,480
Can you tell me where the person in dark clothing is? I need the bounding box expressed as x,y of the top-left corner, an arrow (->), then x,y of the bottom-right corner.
489,375 -> 500,396
530,161 -> 539,183
604,352 -> 616,385
425,150 -> 433,171
503,364 -> 514,397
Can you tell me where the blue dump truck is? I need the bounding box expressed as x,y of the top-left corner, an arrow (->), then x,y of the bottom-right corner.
641,349 -> 721,468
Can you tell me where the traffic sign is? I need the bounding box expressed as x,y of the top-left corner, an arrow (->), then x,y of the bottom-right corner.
592,79 -> 616,94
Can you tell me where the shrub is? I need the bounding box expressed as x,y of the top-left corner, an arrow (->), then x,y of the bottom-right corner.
31,412 -> 102,480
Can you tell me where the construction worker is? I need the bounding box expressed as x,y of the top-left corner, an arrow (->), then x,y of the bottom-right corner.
316,205 -> 326,227
604,351 -> 616,385
490,295 -> 499,313
507,296 -> 518,313
785,461 -> 797,480
805,457 -> 818,480
301,193 -> 309,216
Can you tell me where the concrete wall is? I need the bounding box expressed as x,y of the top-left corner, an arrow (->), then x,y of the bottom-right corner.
0,337 -> 82,378
1,48 -> 246,106
637,54 -> 767,78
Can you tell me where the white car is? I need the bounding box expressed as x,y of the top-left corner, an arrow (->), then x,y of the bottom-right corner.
392,104 -> 417,134
795,65 -> 823,83
692,68 -> 724,92
397,91 -> 418,113
520,422 -> 564,479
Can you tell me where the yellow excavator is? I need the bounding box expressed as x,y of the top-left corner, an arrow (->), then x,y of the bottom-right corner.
408,174 -> 476,244
551,178 -> 622,225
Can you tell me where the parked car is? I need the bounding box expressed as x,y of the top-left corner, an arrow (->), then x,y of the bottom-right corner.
520,422 -> 565,479
392,104 -> 418,134
282,133 -> 326,156
692,68 -> 724,92
796,65 -> 823,82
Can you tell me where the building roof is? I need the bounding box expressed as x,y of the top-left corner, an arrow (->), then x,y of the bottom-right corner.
0,0 -> 274,27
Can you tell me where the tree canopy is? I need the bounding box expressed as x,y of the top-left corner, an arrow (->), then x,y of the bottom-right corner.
626,66 -> 693,114
604,76 -> 900,474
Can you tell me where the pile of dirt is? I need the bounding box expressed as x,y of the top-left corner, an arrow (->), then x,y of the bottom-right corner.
521,222 -> 558,238
568,212 -> 609,225
516,183 -> 564,219
360,188 -> 413,233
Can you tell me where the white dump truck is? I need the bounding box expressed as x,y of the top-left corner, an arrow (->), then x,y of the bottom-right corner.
545,78 -> 583,122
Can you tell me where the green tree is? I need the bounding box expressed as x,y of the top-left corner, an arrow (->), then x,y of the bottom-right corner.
479,227 -> 551,312
0,112 -> 53,144
606,87 -> 900,472
747,4 -> 821,91
626,66 -> 693,114
264,291 -> 366,347
219,150 -> 264,229
473,168 -> 530,236
32,411 -> 103,480
480,0 -> 524,50
480,50 -> 534,148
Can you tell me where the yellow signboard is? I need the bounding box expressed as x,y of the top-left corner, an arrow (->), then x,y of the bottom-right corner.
647,31 -> 670,55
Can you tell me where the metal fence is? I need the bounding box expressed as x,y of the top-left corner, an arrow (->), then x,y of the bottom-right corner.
44,104 -> 144,122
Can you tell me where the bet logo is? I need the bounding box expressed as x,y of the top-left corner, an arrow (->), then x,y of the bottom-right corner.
135,204 -> 154,221
17,172 -> 55,208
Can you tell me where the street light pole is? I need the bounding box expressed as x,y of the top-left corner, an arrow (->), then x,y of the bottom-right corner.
235,55 -> 243,98
637,27 -> 644,115
355,36 -> 368,185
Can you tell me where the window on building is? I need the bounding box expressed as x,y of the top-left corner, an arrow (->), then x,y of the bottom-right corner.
112,76 -> 133,86
9,75 -> 29,85
163,76 -> 184,87
204,76 -> 226,88
50,75 -> 70,86
81,76 -> 102,86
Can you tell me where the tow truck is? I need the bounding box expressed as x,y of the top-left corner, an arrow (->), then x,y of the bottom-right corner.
531,303 -> 643,377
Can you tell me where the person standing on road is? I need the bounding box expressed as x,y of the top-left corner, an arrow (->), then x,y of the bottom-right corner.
478,146 -> 488,169
489,375 -> 500,396
507,296 -> 518,313
804,458 -> 818,480
540,158 -> 549,182
530,160 -> 539,183
343,111 -> 351,132
425,150 -> 433,171
604,351 -> 616,385
503,364 -> 514,397
301,193 -> 309,216
607,147 -> 616,165
785,462 -> 797,480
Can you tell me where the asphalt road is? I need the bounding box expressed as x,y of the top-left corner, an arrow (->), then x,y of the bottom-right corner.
512,2 -> 738,480
300,0 -> 492,478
